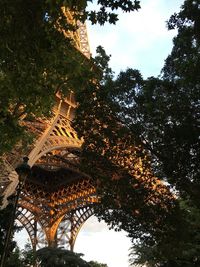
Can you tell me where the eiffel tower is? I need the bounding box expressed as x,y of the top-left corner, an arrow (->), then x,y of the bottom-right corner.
0,8 -> 98,251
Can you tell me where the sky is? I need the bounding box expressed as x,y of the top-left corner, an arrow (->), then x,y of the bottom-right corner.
87,0 -> 184,78
15,1 -> 185,267
75,216 -> 132,267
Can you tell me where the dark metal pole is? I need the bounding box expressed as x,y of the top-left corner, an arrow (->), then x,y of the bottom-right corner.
0,157 -> 31,267
0,182 -> 22,267
33,219 -> 37,267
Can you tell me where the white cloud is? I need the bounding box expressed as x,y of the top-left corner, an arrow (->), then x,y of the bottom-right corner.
87,0 -> 185,78
79,216 -> 109,234
74,216 -> 132,267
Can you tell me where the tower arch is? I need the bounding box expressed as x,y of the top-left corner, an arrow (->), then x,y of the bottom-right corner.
0,9 -> 98,251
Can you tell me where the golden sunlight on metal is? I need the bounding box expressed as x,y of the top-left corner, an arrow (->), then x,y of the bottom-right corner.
61,7 -> 90,58
0,8 -> 92,251
0,7 -> 171,255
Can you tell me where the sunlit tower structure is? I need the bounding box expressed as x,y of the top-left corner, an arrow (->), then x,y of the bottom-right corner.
0,8 -> 98,251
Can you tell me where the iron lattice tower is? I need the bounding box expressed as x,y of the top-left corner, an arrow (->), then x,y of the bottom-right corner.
0,12 -> 97,251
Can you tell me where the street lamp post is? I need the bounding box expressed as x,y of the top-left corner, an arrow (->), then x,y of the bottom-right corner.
0,157 -> 31,267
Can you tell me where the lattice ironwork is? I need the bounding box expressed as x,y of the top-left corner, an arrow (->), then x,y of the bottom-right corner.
15,160 -> 98,249
56,219 -> 72,249
16,205 -> 95,251
77,21 -> 91,59
0,93 -> 98,249
69,206 -> 94,250
0,159 -> 18,209
28,113 -> 83,167
19,172 -> 97,224
62,8 -> 90,59
16,207 -> 38,250
0,12 -> 95,251
55,206 -> 94,250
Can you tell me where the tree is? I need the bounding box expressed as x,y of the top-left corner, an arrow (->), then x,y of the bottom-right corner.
1,242 -> 110,267
20,243 -> 36,267
0,1 -> 140,264
2,0 -> 199,265
36,247 -> 91,267
89,261 -> 108,267
74,0 -> 200,265
128,197 -> 200,266
0,0 -> 92,154
0,0 -> 140,155
74,47 -> 176,243
83,0 -> 140,25
128,0 -> 200,207
4,246 -> 23,267
0,200 -> 21,265
36,247 -> 110,267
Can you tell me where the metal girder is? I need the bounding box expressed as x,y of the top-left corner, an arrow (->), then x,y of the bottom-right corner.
16,207 -> 38,250
77,21 -> 91,59
69,206 -> 95,251
0,93 -> 99,249
16,205 -> 95,251
0,14 -> 95,250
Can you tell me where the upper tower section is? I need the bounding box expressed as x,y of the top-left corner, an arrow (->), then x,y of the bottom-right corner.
62,7 -> 91,59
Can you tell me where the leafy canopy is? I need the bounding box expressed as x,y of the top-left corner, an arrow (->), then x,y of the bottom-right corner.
0,0 -> 140,154
74,0 -> 200,265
